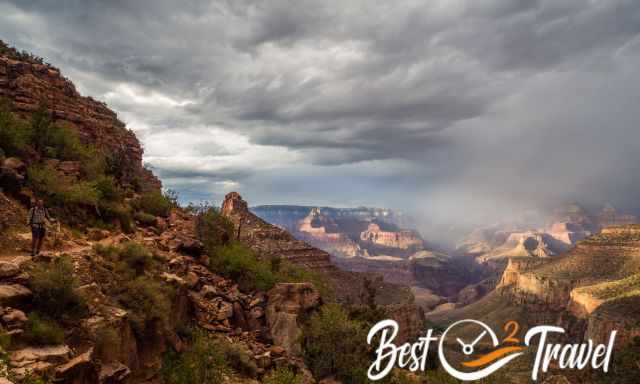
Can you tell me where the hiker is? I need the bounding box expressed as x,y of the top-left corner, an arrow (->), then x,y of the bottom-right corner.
27,199 -> 54,256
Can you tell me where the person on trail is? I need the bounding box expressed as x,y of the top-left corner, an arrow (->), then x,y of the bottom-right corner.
27,199 -> 54,256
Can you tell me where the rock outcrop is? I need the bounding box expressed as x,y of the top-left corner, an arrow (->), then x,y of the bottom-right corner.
497,225 -> 640,344
221,192 -> 334,271
295,208 -> 364,258
360,222 -> 424,253
266,283 -> 321,356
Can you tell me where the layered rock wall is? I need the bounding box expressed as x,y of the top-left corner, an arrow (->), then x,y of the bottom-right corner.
0,53 -> 160,189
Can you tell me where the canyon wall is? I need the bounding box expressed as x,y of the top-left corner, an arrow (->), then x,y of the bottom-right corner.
496,226 -> 640,344
0,44 -> 159,189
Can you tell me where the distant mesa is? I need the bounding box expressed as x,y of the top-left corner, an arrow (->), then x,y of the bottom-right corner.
457,202 -> 638,265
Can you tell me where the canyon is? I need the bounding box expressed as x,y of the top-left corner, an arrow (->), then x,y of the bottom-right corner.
0,42 -> 427,383
253,205 -> 479,305
2,39 -> 639,383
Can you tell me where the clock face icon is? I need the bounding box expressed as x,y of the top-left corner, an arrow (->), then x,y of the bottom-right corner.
438,319 -> 525,381
443,319 -> 500,357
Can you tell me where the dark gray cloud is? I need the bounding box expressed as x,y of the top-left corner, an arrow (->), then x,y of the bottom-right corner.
2,0 -> 640,237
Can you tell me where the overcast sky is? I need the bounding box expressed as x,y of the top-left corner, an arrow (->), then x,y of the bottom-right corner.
2,0 -> 640,230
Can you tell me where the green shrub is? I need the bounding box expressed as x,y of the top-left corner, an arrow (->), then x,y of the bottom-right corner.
0,98 -> 33,157
274,259 -> 333,300
118,276 -> 173,339
195,206 -> 233,251
134,211 -> 158,227
0,326 -> 10,350
95,175 -> 123,202
59,180 -> 101,206
29,117 -> 97,164
138,190 -> 173,217
219,342 -> 258,378
20,374 -> 54,384
27,164 -> 100,209
95,241 -> 153,278
263,367 -> 304,384
22,313 -> 65,345
93,243 -> 119,259
162,329 -> 228,384
118,242 -> 154,277
210,243 -> 276,292
26,164 -> 58,196
28,256 -> 88,320
301,304 -> 369,383
99,203 -> 135,233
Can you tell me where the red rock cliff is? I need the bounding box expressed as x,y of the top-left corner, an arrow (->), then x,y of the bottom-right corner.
0,45 -> 160,189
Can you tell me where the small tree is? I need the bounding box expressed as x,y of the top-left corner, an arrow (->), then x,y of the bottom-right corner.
301,304 -> 369,383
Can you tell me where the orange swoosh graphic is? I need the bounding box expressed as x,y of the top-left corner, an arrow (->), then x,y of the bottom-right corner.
461,346 -> 526,368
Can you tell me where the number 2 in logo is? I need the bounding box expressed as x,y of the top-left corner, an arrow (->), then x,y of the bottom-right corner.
503,320 -> 520,344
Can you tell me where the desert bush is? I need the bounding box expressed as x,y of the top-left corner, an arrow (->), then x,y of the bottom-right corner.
210,243 -> 276,292
20,374 -> 54,384
162,329 -> 227,384
137,190 -> 173,217
263,367 -> 304,384
93,243 -> 119,259
134,211 -> 157,226
118,276 -> 173,339
59,180 -> 101,206
195,205 -> 233,251
0,98 -> 33,157
39,121 -> 91,161
22,313 -> 65,345
27,165 -> 100,211
219,342 -> 258,378
301,303 -> 369,383
95,175 -> 124,202
273,259 -> 333,300
99,203 -> 135,233
95,241 -> 153,278
28,256 -> 88,320
117,241 -> 154,277
208,242 -> 331,294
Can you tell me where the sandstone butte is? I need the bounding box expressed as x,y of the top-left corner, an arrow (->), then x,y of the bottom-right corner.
0,42 -> 425,383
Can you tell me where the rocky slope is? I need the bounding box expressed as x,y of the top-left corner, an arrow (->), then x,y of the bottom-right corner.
0,205 -> 320,383
0,40 -> 159,190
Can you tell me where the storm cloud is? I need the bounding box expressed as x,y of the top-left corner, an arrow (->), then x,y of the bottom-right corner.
2,0 -> 640,234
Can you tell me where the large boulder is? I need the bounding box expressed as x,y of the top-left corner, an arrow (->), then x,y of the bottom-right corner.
10,345 -> 71,379
0,256 -> 31,278
1,307 -> 27,329
0,284 -> 32,306
2,157 -> 26,173
54,348 -> 96,382
266,283 -> 321,356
